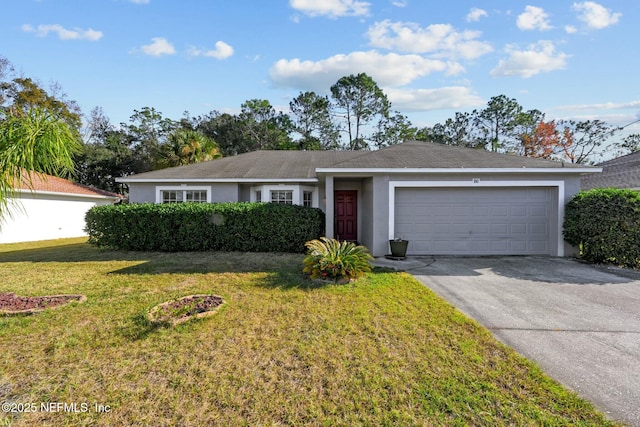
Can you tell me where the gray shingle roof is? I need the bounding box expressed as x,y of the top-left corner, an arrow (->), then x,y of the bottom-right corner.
581,151 -> 640,190
121,150 -> 367,181
326,141 -> 588,169
120,141 -> 593,182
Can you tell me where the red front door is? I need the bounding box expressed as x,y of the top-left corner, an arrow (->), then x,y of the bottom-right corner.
335,190 -> 357,241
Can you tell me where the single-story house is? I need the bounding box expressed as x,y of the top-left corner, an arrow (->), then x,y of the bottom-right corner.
0,173 -> 122,244
581,150 -> 640,190
117,141 -> 600,257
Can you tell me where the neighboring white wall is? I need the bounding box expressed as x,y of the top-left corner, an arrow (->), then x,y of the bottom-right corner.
0,192 -> 115,244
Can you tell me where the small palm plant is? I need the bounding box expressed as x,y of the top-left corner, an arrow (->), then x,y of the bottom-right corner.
302,237 -> 373,283
0,107 -> 80,226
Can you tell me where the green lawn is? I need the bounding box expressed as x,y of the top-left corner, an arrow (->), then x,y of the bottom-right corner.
0,238 -> 617,426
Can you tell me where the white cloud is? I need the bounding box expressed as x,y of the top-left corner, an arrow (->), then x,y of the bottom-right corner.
559,100 -> 640,111
565,25 -> 577,34
551,102 -> 640,133
269,50 -> 453,91
21,24 -> 103,41
385,86 -> 484,112
466,8 -> 488,22
517,6 -> 553,31
367,20 -> 493,60
188,41 -> 234,59
391,0 -> 408,7
139,37 -> 176,56
289,0 -> 370,18
573,1 -> 621,29
491,40 -> 569,78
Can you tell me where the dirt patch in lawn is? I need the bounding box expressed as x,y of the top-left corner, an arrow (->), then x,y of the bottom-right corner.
148,294 -> 225,326
0,292 -> 86,315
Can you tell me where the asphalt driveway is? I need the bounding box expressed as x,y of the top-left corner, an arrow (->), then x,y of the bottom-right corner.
381,256 -> 640,426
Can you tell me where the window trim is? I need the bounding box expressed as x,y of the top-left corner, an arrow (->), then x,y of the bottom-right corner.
156,186 -> 212,204
270,189 -> 294,205
250,185 -> 318,207
303,190 -> 313,207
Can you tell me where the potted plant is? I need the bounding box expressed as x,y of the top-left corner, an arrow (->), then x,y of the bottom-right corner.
389,237 -> 409,258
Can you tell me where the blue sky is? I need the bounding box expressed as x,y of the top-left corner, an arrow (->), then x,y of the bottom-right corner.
3,0 -> 638,149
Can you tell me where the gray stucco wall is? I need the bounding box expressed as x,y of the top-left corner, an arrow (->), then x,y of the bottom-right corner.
126,172 -> 583,257
562,176 -> 582,256
210,183 -> 239,202
238,184 -> 251,202
328,172 -> 584,257
360,178 -> 374,251
324,176 -> 334,238
371,175 -> 390,257
127,183 -> 157,203
126,183 -> 239,204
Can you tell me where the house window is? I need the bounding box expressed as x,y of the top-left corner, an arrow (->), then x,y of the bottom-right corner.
161,189 -> 208,204
303,191 -> 313,207
186,190 -> 207,202
255,190 -> 262,202
162,190 -> 183,203
271,190 -> 293,205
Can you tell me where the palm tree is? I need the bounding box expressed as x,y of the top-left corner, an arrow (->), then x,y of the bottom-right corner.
154,129 -> 221,169
0,107 -> 81,221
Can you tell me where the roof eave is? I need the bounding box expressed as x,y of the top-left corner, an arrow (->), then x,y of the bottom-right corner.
14,189 -> 122,201
116,177 -> 319,184
315,167 -> 601,174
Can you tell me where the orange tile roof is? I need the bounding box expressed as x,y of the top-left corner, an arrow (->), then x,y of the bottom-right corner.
16,172 -> 121,199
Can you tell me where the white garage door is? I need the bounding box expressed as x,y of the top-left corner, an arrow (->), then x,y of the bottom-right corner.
394,187 -> 553,255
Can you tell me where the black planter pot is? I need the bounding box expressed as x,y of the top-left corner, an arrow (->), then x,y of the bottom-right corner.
389,240 -> 409,258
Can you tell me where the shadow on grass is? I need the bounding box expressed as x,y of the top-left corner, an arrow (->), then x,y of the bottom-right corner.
254,266 -> 405,292
0,241 -> 310,275
0,242 -> 150,263
116,310 -> 167,341
0,240 -> 404,293
110,252 -> 307,276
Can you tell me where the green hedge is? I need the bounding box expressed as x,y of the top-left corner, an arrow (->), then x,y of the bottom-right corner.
564,188 -> 640,267
85,202 -> 325,253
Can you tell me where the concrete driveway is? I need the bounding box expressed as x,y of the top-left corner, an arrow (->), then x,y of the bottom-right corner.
378,256 -> 640,426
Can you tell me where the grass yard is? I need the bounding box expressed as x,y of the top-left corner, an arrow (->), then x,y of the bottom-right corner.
0,238 -> 617,426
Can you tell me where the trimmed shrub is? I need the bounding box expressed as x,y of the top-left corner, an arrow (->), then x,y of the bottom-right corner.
302,237 -> 373,283
564,188 -> 640,267
85,202 -> 325,253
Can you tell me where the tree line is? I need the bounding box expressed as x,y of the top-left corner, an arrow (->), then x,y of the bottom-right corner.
1,56 -> 638,196
77,72 -> 414,193
419,95 -> 639,165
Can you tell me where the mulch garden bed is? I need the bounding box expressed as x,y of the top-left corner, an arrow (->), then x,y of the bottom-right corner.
148,294 -> 225,326
0,292 -> 86,315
